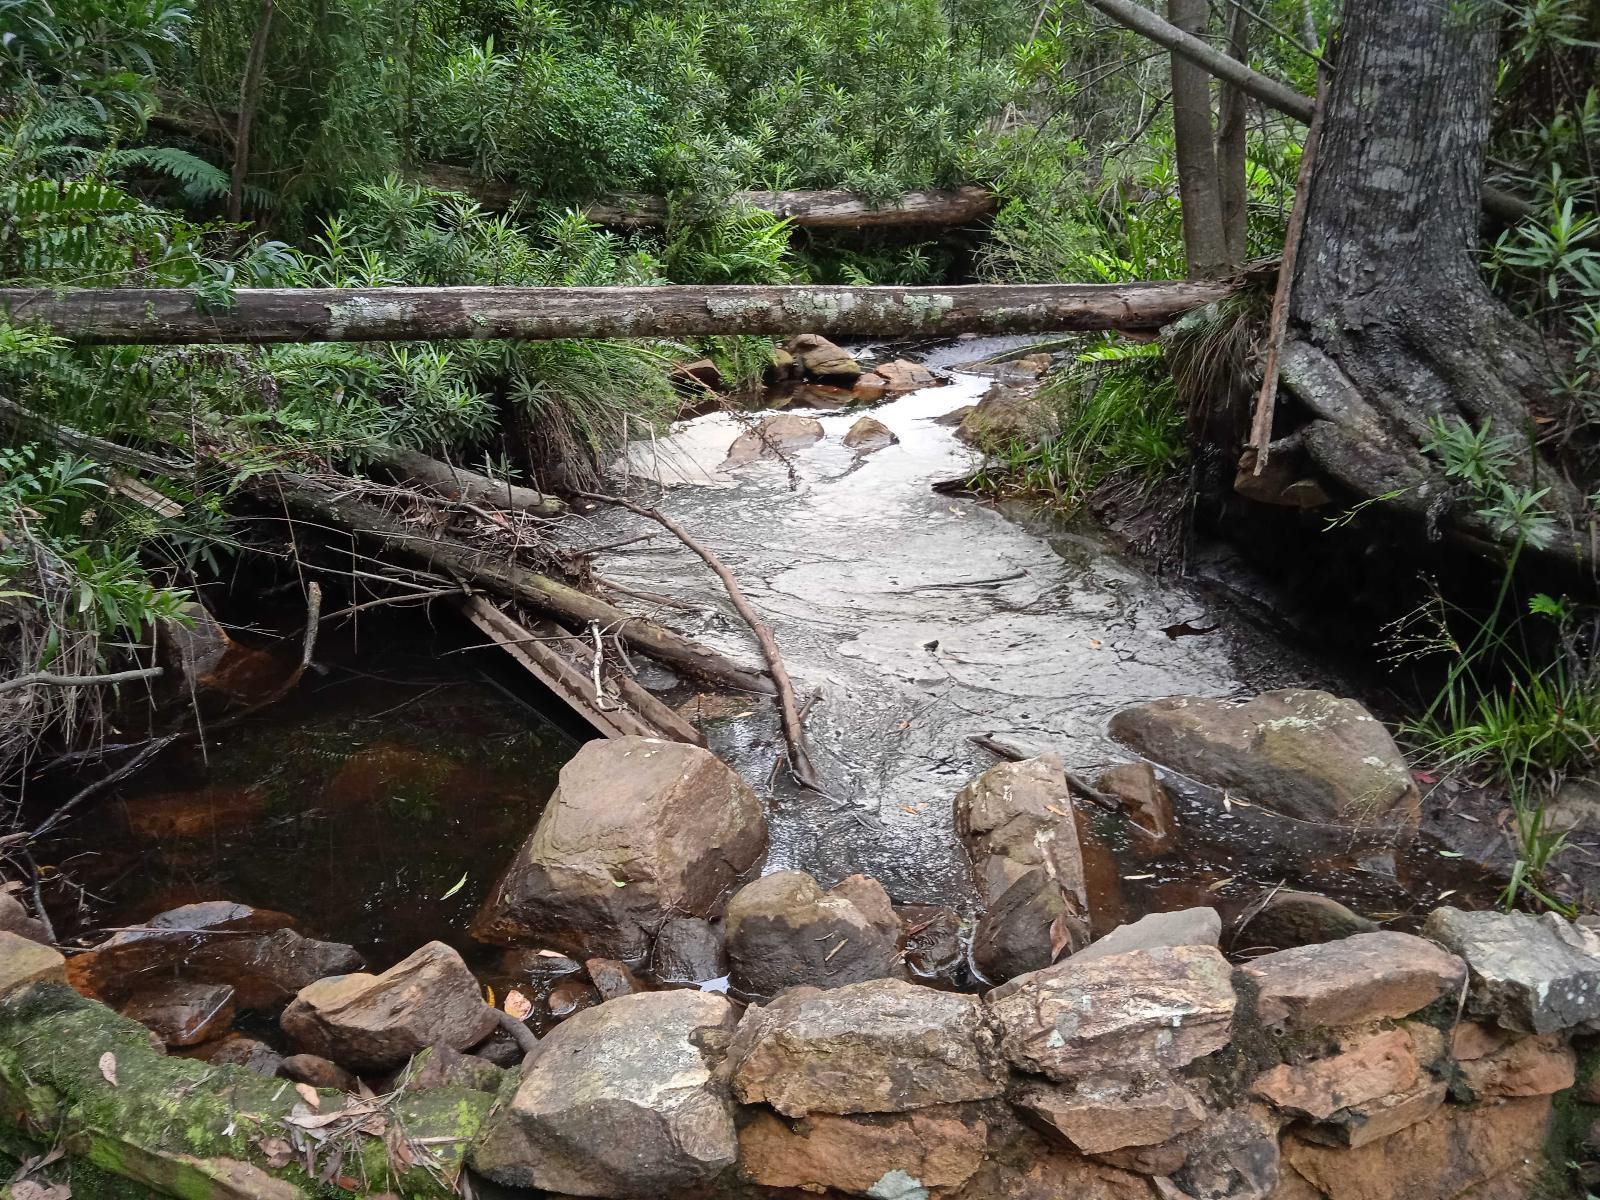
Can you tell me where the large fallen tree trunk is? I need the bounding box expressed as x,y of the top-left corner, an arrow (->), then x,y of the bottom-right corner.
0,281 -> 1239,345
267,471 -> 777,694
419,167 -> 999,230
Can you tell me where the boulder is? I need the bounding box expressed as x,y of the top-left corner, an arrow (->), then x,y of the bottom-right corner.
852,372 -> 890,401
724,413 -> 826,465
1098,762 -> 1177,855
407,1043 -> 506,1093
1242,890 -> 1378,951
724,870 -> 901,998
650,917 -> 727,984
1251,1027 -> 1424,1123
66,901 -> 361,1011
1422,906 -> 1600,1033
1456,1033 -> 1575,1098
738,1106 -> 987,1195
1071,907 -> 1221,964
1242,932 -> 1465,1031
787,334 -> 863,382
955,384 -> 1052,450
0,931 -> 65,996
469,990 -> 739,1198
934,404 -> 977,427
728,979 -> 1004,1117
584,957 -> 643,1002
185,1033 -> 283,1077
673,357 -> 722,392
1014,1077 -> 1207,1155
942,1122 -> 1156,1200
278,1053 -> 358,1092
1108,690 -> 1419,826
954,754 -> 1088,909
986,945 -> 1236,1082
119,981 -> 236,1047
874,358 -> 939,393
973,867 -> 1084,981
472,738 -> 767,960
843,415 -> 899,452
0,892 -> 50,943
280,941 -> 497,1072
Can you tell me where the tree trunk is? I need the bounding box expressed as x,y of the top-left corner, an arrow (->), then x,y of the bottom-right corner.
1280,0 -> 1587,555
1169,0 -> 1230,278
1217,4 -> 1251,268
227,0 -> 275,224
0,281 -> 1238,345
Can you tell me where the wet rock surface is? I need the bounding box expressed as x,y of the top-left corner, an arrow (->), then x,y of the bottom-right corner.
1240,890 -> 1379,951
955,382 -> 1052,450
470,989 -> 739,1197
787,333 -> 863,382
724,412 -> 827,465
118,980 -> 236,1047
1242,931 -> 1465,1031
280,940 -> 497,1071
1423,906 -> 1600,1032
0,931 -> 65,995
843,414 -> 898,452
472,737 -> 766,960
1071,906 -> 1221,964
723,869 -> 901,997
278,1051 -> 358,1091
0,893 -> 50,944
1109,689 -> 1419,826
729,978 -> 1004,1116
649,916 -> 727,984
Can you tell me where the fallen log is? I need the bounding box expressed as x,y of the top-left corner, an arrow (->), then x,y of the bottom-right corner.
0,281 -> 1241,346
418,167 -> 998,230
266,472 -> 777,695
370,446 -> 565,517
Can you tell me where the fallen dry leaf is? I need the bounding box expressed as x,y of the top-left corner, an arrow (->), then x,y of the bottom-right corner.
1048,914 -> 1074,961
503,989 -> 534,1021
12,1181 -> 71,1200
98,1052 -> 117,1087
295,1083 -> 320,1110
256,1136 -> 295,1170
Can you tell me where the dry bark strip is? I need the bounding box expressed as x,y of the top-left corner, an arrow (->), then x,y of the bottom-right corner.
266,472 -> 776,695
369,446 -> 566,517
574,489 -> 819,790
0,281 -> 1239,345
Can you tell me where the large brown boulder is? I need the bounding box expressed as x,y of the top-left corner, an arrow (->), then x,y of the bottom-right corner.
724,413 -> 825,465
724,870 -> 901,998
1241,931 -> 1466,1032
470,990 -> 739,1198
472,738 -> 767,960
955,384 -> 1052,451
1108,689 -> 1420,826
873,358 -> 939,393
728,979 -> 1005,1117
280,941 -> 497,1072
787,334 -> 863,382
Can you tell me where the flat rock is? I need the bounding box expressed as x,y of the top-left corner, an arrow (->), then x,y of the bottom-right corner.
470,990 -> 739,1198
843,415 -> 898,452
472,737 -> 766,960
650,917 -> 727,984
724,869 -> 900,998
1252,1026 -> 1421,1122
874,358 -> 940,393
724,413 -> 827,465
119,981 -> 236,1047
986,944 -> 1236,1082
1015,1077 -> 1207,1154
728,978 -> 1004,1116
1108,689 -> 1419,826
1071,907 -> 1221,965
280,941 -> 497,1072
1242,890 -> 1378,951
1423,906 -> 1600,1033
1242,931 -> 1465,1031
738,1106 -> 987,1195
1457,1033 -> 1575,1098
0,931 -> 65,996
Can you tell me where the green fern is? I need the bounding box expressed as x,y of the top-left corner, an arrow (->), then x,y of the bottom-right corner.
109,145 -> 230,203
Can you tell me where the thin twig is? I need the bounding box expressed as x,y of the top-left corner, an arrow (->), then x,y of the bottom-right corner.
575,489 -> 819,790
0,667 -> 164,696
28,734 -> 181,843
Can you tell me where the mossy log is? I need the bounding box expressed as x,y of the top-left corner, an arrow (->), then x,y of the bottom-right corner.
0,983 -> 493,1200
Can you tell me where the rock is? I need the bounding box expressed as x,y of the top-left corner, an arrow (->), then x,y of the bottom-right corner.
738,1106 -> 987,1195
185,1033 -> 283,1076
280,941 -> 498,1072
155,601 -> 283,703
0,892 -> 50,943
729,979 -> 1004,1117
787,334 -> 863,382
724,869 -> 901,998
650,917 -> 727,984
723,412 -> 826,465
1450,1021 -> 1508,1061
407,1043 -> 506,1093
67,901 -> 361,1011
469,1027 -> 526,1068
852,372 -> 890,401
545,976 -> 600,1020
1457,1033 -> 1575,1098
119,981 -> 236,1047
1422,906 -> 1600,1033
986,945 -> 1236,1082
1280,1096 -> 1552,1200
1243,890 -> 1379,951
843,415 -> 898,452
875,358 -> 939,393
1241,932 -> 1465,1031
1071,908 -> 1222,965
1252,1027 -> 1423,1122
279,1052 -> 359,1092
1098,762 -> 1177,855
1579,1060 -> 1600,1105
123,785 -> 268,841
1107,690 -> 1419,826
584,957 -> 643,1002
955,384 -> 1051,450
1167,1102 -> 1283,1200
934,404 -> 977,427
943,1123 -> 1155,1200
1296,1079 -> 1448,1149
470,990 -> 739,1198
973,867 -> 1084,982
673,357 -> 722,392
1542,776 -> 1600,834
769,347 -> 799,380
899,904 -> 965,982
1015,1077 -> 1207,1154
0,931 -> 65,996
955,754 -> 1088,909
472,738 -> 766,960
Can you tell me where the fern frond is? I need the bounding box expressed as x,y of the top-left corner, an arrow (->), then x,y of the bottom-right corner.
109,146 -> 230,203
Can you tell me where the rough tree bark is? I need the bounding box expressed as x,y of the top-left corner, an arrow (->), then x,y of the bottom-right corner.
1279,0 -> 1588,555
1217,4 -> 1251,268
227,0 -> 275,224
1169,0 -> 1230,278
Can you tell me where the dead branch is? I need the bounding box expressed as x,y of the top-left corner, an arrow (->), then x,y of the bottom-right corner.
28,733 -> 181,843
967,733 -> 1119,813
0,667 -> 164,696
203,581 -> 322,732
0,395 -> 193,475
368,446 -> 566,517
574,489 -> 818,790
